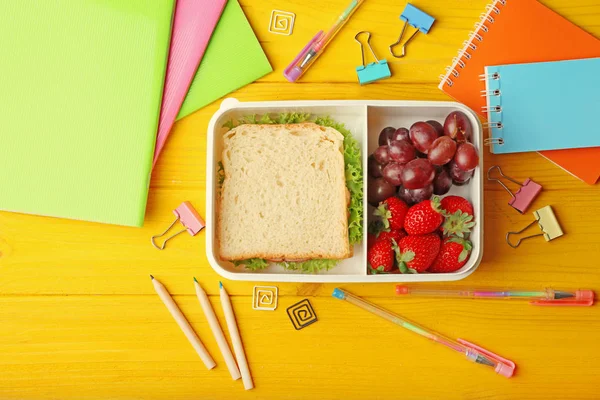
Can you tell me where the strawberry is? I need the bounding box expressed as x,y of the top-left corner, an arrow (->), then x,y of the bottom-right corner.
368,239 -> 395,274
441,211 -> 476,238
395,234 -> 441,273
440,195 -> 474,217
429,237 -> 472,273
403,197 -> 444,235
374,197 -> 408,231
439,196 -> 476,238
367,233 -> 377,250
377,229 -> 407,245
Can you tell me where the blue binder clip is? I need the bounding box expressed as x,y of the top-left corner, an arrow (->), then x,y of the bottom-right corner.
355,31 -> 391,85
389,3 -> 435,58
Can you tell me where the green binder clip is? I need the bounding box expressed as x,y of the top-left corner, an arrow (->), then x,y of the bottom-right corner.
355,31 -> 391,85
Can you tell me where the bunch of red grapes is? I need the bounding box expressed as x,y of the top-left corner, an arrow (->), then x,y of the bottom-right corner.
368,111 -> 479,206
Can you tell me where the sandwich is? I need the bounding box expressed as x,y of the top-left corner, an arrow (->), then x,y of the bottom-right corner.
217,114 -> 363,273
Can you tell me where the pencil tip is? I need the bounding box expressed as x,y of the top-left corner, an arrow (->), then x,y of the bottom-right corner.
193,277 -> 198,283
219,281 -> 223,289
150,274 -> 154,280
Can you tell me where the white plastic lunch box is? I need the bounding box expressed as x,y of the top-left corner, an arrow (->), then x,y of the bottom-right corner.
206,99 -> 483,283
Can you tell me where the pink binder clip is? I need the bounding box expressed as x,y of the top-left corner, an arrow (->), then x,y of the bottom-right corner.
151,202 -> 205,250
487,166 -> 542,214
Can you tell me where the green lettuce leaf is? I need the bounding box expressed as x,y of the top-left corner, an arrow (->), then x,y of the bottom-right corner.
231,258 -> 269,271
283,259 -> 338,273
222,113 -> 363,273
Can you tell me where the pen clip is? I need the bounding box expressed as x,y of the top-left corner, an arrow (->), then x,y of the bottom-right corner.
530,289 -> 594,306
284,31 -> 324,82
457,338 -> 516,378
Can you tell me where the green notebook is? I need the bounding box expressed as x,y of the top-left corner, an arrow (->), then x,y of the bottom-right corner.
0,0 -> 175,227
177,0 -> 272,120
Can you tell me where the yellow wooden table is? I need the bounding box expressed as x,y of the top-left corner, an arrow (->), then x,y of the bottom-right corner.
2,0 -> 600,398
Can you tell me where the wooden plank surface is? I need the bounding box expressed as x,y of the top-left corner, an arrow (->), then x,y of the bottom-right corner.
1,0 -> 600,398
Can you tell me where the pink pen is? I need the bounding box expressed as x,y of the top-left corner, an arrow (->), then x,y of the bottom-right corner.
333,288 -> 515,377
284,0 -> 366,82
395,286 -> 595,306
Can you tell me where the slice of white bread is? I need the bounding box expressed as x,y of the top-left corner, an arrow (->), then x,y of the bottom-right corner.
218,123 -> 351,261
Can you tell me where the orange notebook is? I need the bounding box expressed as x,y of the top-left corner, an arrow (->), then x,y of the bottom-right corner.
438,0 -> 600,184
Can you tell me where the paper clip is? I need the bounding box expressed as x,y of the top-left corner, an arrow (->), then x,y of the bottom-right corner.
355,31 -> 391,85
506,206 -> 564,248
252,286 -> 279,311
151,202 -> 205,250
487,166 -> 542,214
389,3 -> 435,58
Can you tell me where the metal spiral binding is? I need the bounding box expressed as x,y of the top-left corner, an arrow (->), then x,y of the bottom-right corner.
472,31 -> 484,42
483,121 -> 503,129
479,72 -> 500,81
438,74 -> 453,87
481,89 -> 501,97
484,138 -> 504,145
486,3 -> 501,14
464,40 -> 477,51
452,57 -> 466,69
446,66 -> 459,78
439,0 -> 505,87
479,13 -> 495,24
482,105 -> 502,113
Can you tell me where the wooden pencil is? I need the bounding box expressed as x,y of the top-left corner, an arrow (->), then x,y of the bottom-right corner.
150,275 -> 215,370
194,277 -> 241,380
219,281 -> 254,390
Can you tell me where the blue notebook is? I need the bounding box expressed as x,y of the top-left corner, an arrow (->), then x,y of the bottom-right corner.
483,57 -> 600,154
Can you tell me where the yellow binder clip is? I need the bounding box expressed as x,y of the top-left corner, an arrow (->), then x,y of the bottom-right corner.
506,205 -> 564,248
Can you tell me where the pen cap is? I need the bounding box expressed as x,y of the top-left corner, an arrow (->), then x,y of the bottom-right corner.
530,289 -> 594,306
396,285 -> 410,295
577,289 -> 595,302
457,339 -> 515,378
284,67 -> 302,83
332,288 -> 346,300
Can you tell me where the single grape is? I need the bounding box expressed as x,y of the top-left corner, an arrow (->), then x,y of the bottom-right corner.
389,140 -> 416,164
368,155 -> 384,178
449,160 -> 474,185
368,177 -> 397,206
373,145 -> 391,165
444,111 -> 473,143
397,185 -> 434,206
400,158 -> 435,189
428,136 -> 457,166
433,168 -> 453,195
410,121 -> 439,154
378,127 -> 396,146
426,120 -> 444,137
392,127 -> 410,142
454,142 -> 479,171
383,162 -> 404,186
397,186 -> 413,205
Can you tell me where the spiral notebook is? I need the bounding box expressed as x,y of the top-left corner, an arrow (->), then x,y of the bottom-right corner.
438,0 -> 600,184
153,0 -> 227,166
0,0 -> 175,226
484,58 -> 600,154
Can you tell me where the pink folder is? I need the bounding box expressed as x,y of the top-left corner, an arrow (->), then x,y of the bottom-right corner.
153,0 -> 226,166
